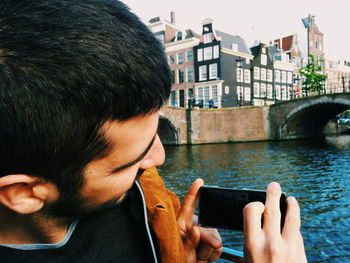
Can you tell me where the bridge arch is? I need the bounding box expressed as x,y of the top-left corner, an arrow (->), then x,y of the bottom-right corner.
157,116 -> 178,145
277,97 -> 350,139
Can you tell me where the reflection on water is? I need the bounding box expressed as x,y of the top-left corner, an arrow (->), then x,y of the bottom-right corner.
158,135 -> 350,263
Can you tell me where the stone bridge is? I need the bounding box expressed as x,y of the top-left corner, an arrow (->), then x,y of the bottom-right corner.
269,93 -> 350,140
159,93 -> 350,145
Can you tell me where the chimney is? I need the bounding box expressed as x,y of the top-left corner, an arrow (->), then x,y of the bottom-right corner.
170,11 -> 176,25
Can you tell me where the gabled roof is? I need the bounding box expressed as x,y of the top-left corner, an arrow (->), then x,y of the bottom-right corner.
215,30 -> 250,54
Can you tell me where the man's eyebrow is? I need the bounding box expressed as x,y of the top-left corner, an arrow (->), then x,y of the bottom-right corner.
111,134 -> 157,173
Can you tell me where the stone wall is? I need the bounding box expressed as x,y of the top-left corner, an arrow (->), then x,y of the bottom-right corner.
187,106 -> 270,144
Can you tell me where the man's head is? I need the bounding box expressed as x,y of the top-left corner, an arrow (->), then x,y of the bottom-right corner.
0,0 -> 170,217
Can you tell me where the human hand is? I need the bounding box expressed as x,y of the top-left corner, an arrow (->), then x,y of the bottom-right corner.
243,182 -> 307,263
177,179 -> 222,263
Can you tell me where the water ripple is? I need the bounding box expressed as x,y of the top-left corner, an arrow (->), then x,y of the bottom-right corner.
158,136 -> 350,263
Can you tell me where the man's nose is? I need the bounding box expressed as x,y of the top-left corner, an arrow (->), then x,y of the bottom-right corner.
139,135 -> 165,169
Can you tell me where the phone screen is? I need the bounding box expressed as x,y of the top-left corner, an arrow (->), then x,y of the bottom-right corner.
198,186 -> 287,231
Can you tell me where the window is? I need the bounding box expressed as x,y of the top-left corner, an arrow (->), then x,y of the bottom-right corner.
275,70 -> 281,82
209,63 -> 218,79
287,72 -> 293,84
287,86 -> 292,100
237,86 -> 243,101
260,83 -> 266,98
237,68 -> 243,82
225,86 -> 230,94
177,31 -> 183,41
261,54 -> 267,65
254,82 -> 260,97
262,47 -> 266,54
267,69 -> 273,82
178,69 -> 184,83
254,67 -> 260,80
244,69 -> 251,83
197,87 -> 204,102
267,84 -> 273,99
179,90 -> 185,107
199,65 -> 207,81
187,67 -> 194,82
178,52 -> 184,64
260,68 -> 266,81
281,71 -> 286,83
186,50 -> 193,62
281,86 -> 287,100
275,85 -> 281,100
169,55 -> 175,65
171,70 -> 175,84
212,85 -> 218,105
170,90 -> 177,106
213,45 -> 219,59
244,87 -> 251,101
204,47 -> 213,60
197,48 -> 203,62
203,33 -> 212,43
188,88 -> 194,99
204,86 -> 210,105
245,58 -> 250,64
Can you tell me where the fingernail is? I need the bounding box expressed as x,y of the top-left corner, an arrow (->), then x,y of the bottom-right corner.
268,182 -> 281,189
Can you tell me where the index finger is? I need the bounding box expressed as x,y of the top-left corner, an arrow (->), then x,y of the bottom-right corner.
178,178 -> 204,229
263,182 -> 282,234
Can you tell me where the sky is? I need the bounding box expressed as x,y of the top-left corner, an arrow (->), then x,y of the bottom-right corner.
122,0 -> 350,61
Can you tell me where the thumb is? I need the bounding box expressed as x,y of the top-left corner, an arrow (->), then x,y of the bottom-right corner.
190,225 -> 201,247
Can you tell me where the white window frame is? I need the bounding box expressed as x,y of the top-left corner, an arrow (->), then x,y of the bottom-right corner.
275,70 -> 281,82
187,67 -> 193,82
186,50 -> 193,62
209,63 -> 218,79
244,69 -> 251,83
254,67 -> 260,80
267,69 -> 273,82
260,68 -> 266,81
178,68 -> 184,83
281,71 -> 287,83
197,48 -> 203,62
244,87 -> 251,101
199,65 -> 207,81
261,54 -> 267,65
267,84 -> 273,99
213,45 -> 219,59
254,82 -> 260,97
275,85 -> 281,100
204,47 -> 213,60
177,52 -> 183,64
281,85 -> 287,100
260,83 -> 266,98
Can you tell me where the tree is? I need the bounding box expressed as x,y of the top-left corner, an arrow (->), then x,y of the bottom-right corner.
299,54 -> 327,95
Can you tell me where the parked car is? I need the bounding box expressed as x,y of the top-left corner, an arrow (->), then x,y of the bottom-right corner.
337,116 -> 350,124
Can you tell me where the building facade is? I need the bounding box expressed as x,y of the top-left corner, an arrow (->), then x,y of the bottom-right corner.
148,13 -> 200,108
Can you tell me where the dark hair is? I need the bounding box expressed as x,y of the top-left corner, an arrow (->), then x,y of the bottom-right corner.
0,0 -> 171,193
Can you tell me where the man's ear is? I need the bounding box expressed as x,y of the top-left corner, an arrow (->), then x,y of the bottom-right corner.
0,174 -> 59,214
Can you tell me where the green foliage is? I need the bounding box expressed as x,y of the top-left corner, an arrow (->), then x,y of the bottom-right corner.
299,54 -> 327,95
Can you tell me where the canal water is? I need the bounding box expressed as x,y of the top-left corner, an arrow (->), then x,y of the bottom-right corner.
158,135 -> 350,263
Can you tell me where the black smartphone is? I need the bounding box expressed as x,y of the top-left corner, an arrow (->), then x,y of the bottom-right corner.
198,185 -> 287,231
